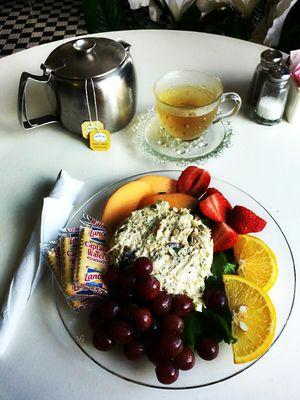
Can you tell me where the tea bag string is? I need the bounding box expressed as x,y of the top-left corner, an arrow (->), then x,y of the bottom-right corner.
84,78 -> 99,126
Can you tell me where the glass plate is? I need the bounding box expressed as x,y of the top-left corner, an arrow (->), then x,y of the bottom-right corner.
132,109 -> 233,166
55,170 -> 296,390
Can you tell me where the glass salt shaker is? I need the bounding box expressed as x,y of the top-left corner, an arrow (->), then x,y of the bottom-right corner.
255,66 -> 290,126
247,49 -> 282,107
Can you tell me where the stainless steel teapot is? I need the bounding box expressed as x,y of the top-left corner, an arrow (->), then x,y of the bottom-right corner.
18,37 -> 137,134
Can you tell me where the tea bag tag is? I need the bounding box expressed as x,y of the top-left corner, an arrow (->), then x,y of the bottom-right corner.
89,129 -> 111,151
82,78 -> 110,150
81,121 -> 104,139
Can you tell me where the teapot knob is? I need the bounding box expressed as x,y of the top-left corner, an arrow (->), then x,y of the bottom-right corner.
73,38 -> 96,53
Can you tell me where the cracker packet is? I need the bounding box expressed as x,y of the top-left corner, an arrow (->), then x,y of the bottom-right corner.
74,215 -> 109,295
80,214 -> 108,245
59,227 -> 97,299
42,241 -> 62,287
66,298 -> 97,311
42,234 -> 99,312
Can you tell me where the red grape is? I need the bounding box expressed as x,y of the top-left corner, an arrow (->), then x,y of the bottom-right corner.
172,294 -> 194,317
132,307 -> 153,332
155,360 -> 179,384
110,320 -> 133,344
119,250 -> 135,268
174,346 -> 195,370
93,328 -> 115,351
118,269 -> 137,290
161,314 -> 184,335
123,339 -> 145,361
196,337 -> 219,361
100,299 -> 121,320
203,288 -> 228,312
136,275 -> 160,301
103,265 -> 119,288
134,257 -> 153,277
144,318 -> 160,339
152,291 -> 172,317
118,287 -> 135,301
120,303 -> 138,321
147,340 -> 163,365
159,332 -> 183,358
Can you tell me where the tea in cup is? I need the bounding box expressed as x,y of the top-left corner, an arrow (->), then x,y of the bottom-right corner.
154,70 -> 241,141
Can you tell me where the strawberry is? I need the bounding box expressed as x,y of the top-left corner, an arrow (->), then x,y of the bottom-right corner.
198,193 -> 232,222
211,222 -> 238,253
227,205 -> 267,234
176,166 -> 211,198
200,187 -> 222,201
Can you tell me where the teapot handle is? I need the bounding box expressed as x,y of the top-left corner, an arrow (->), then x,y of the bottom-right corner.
18,72 -> 59,130
117,39 -> 131,52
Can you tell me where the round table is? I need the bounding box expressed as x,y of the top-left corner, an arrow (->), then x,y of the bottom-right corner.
0,30 -> 298,400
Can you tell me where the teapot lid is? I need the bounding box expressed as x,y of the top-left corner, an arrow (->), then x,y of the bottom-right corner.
43,37 -> 127,80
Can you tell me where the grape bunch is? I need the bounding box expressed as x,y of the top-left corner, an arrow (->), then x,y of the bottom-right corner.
89,257 -> 220,385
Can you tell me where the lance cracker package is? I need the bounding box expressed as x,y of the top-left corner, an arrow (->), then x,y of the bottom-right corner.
59,227 -> 96,298
74,215 -> 109,295
44,241 -> 61,286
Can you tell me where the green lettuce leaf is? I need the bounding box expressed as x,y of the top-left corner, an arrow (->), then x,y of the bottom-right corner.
211,252 -> 237,277
183,307 -> 236,350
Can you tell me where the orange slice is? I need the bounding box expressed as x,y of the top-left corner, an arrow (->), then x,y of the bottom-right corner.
233,235 -> 278,291
223,275 -> 276,364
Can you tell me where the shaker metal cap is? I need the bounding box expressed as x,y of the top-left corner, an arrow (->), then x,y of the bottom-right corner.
269,65 -> 290,83
261,49 -> 282,67
43,37 -> 127,80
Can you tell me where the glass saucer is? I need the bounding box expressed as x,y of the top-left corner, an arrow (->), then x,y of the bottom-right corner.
132,109 -> 232,165
55,170 -> 296,390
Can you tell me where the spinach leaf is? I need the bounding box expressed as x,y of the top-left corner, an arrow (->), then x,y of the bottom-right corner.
223,262 -> 237,275
211,252 -> 237,278
182,311 -> 205,350
202,309 -> 237,344
211,252 -> 228,277
205,252 -> 237,291
183,307 -> 236,350
205,275 -> 224,291
183,251 -> 238,348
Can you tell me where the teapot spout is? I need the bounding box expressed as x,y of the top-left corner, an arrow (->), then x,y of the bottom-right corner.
117,39 -> 131,52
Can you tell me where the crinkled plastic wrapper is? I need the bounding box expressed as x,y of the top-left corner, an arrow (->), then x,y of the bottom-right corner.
41,215 -> 109,311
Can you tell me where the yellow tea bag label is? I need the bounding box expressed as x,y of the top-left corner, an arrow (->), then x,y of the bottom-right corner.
89,129 -> 111,151
81,121 -> 104,139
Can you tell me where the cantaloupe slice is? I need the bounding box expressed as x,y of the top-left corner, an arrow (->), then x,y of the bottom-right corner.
101,180 -> 152,231
139,193 -> 197,210
138,175 -> 177,194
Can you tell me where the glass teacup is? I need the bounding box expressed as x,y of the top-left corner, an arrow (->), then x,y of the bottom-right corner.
154,70 -> 242,141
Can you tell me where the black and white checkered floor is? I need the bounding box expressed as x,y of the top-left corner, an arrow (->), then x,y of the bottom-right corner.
0,0 -> 87,57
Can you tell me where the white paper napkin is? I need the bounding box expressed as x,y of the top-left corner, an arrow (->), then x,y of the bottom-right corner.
0,170 -> 84,356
